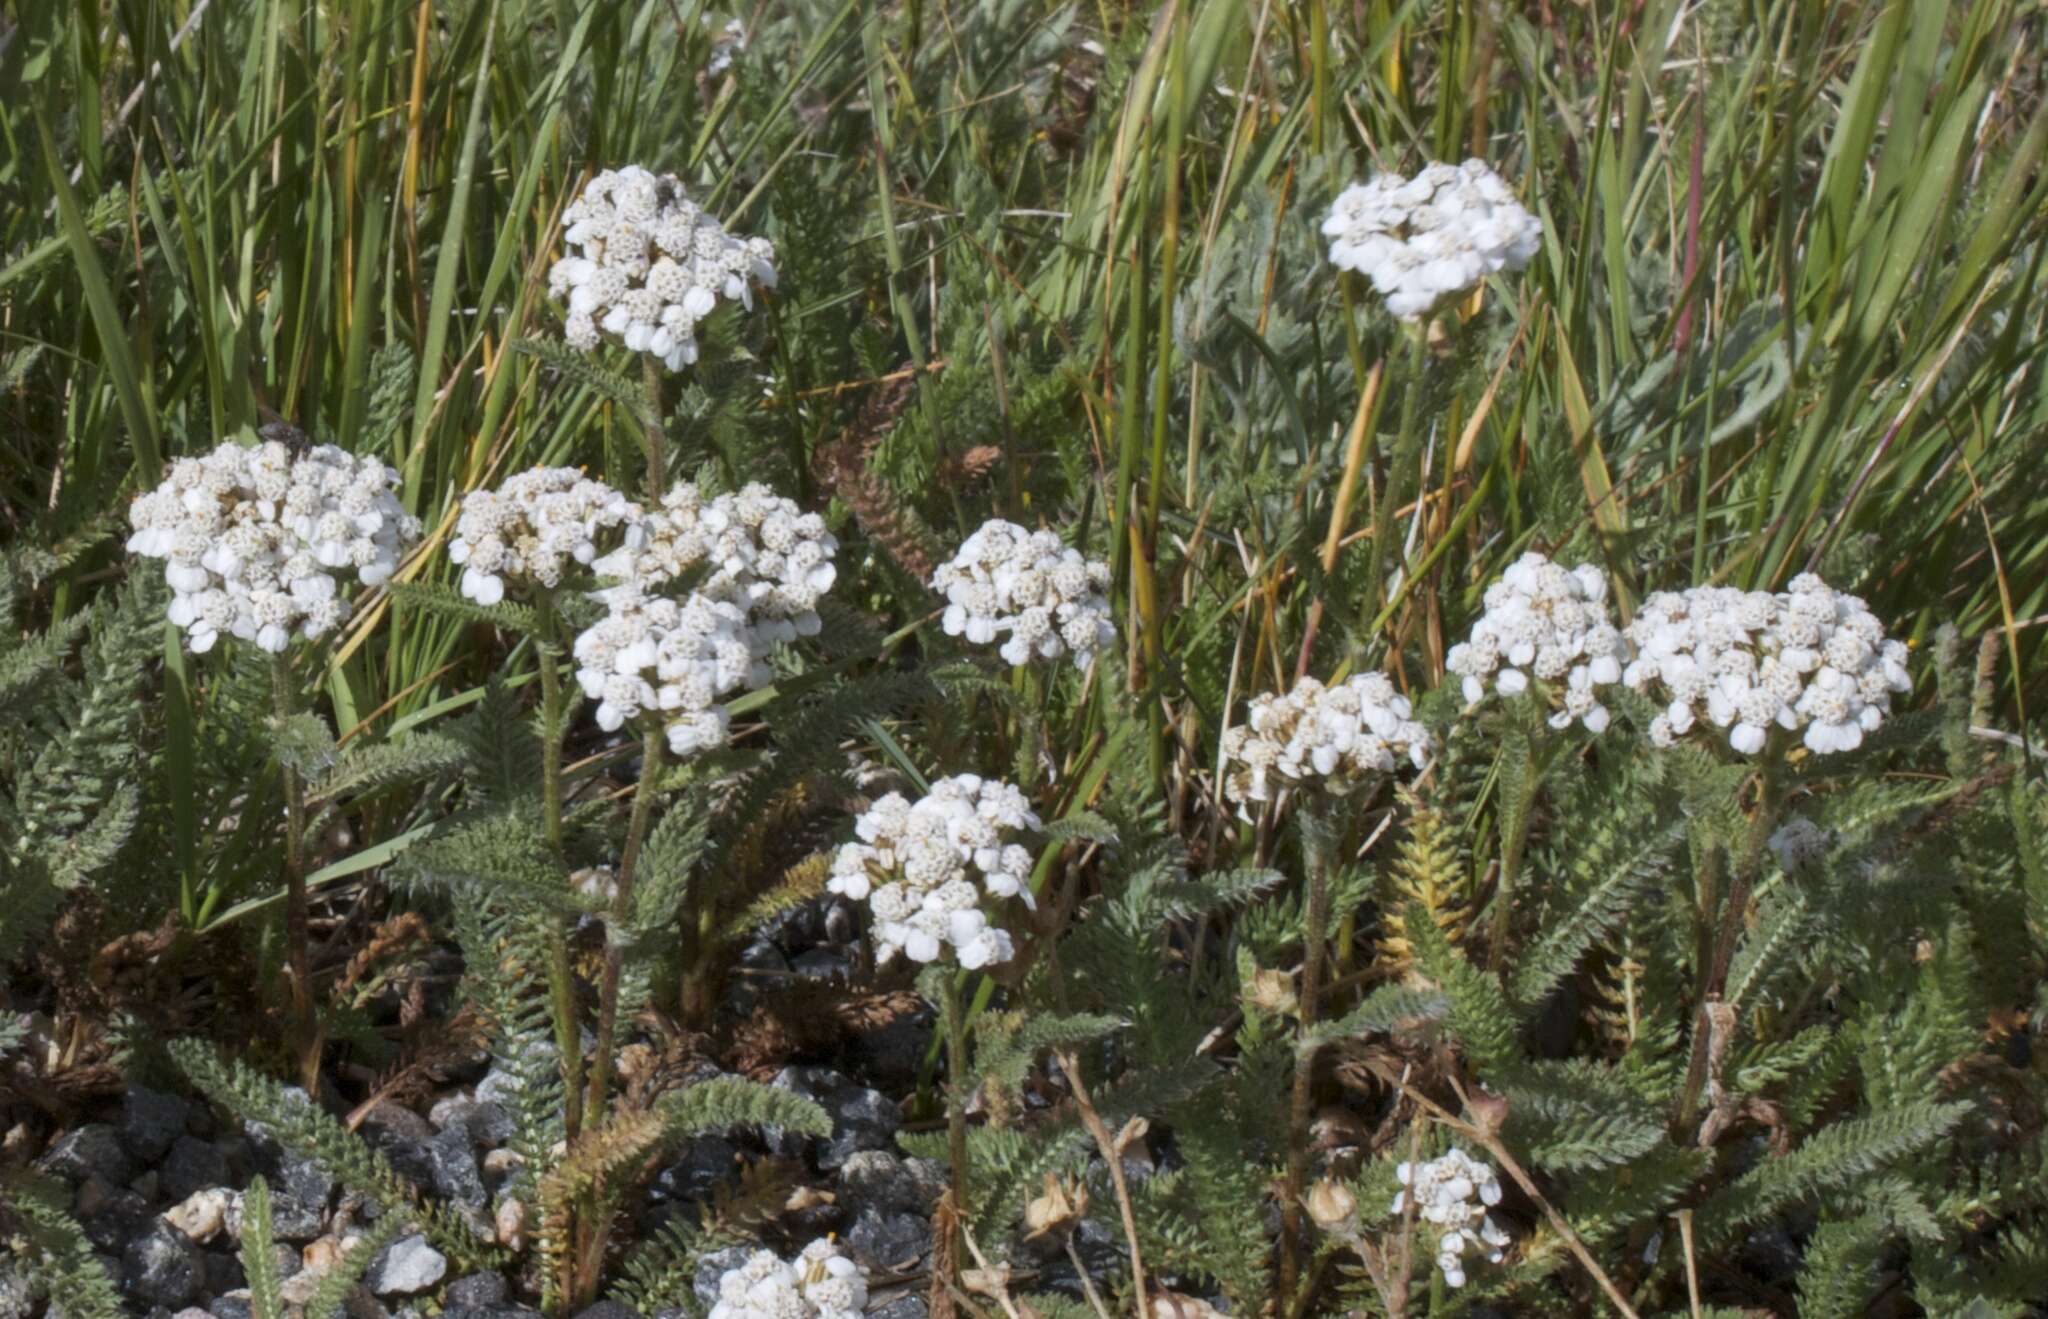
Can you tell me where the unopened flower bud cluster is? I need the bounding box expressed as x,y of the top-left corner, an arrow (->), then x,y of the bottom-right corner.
593,481 -> 837,645
828,774 -> 1040,969
1392,1148 -> 1510,1289
1623,574 -> 1910,755
1445,552 -> 1623,733
1323,160 -> 1542,320
548,165 -> 777,371
932,519 -> 1115,670
449,467 -> 638,606
1221,674 -> 1432,805
708,1239 -> 867,1319
571,585 -> 763,757
128,439 -> 420,654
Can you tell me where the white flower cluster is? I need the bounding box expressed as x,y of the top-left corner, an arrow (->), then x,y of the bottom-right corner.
127,439 -> 419,654
448,467 -> 638,605
1322,160 -> 1542,319
571,481 -> 836,758
1444,552 -> 1624,733
931,519 -> 1115,669
1623,574 -> 1911,756
571,586 -> 762,757
828,774 -> 1041,969
1220,674 -> 1431,805
1391,1148 -> 1510,1289
547,165 -> 777,371
708,1239 -> 866,1319
593,481 -> 837,644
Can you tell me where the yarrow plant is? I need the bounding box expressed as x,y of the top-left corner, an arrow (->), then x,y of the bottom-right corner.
571,585 -> 762,757
592,481 -> 837,644
828,774 -> 1040,968
1392,1148 -> 1512,1289
707,1240 -> 867,1319
547,165 -> 778,371
448,467 -> 639,605
1622,573 -> 1912,755
127,438 -> 419,653
1444,552 -> 1623,733
1220,673 -> 1432,805
931,518 -> 1115,669
1322,160 -> 1543,320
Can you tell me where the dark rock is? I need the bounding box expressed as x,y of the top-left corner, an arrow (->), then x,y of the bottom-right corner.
121,1222 -> 203,1308
79,1184 -> 154,1253
124,1088 -> 195,1163
426,1125 -> 488,1208
844,1206 -> 933,1272
444,1273 -> 509,1309
767,1066 -> 899,1169
358,1105 -> 437,1194
572,1304 -> 641,1319
158,1136 -> 230,1204
40,1125 -> 135,1186
204,1248 -> 245,1295
649,1136 -> 739,1205
430,1099 -> 514,1149
366,1233 -> 447,1296
869,1299 -> 927,1319
210,1296 -> 254,1319
444,1310 -> 544,1319
791,949 -> 853,982
692,1246 -> 752,1307
846,1008 -> 934,1094
839,1151 -> 944,1215
250,1149 -> 333,1242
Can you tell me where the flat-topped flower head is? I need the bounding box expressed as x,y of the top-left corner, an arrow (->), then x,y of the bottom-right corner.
593,480 -> 837,646
1622,573 -> 1910,756
127,439 -> 420,654
931,518 -> 1115,670
1445,552 -> 1623,734
827,774 -> 1041,969
547,165 -> 777,371
448,467 -> 638,605
708,1238 -> 867,1319
1392,1147 -> 1510,1289
570,584 -> 764,758
1323,159 -> 1542,320
1221,673 -> 1431,805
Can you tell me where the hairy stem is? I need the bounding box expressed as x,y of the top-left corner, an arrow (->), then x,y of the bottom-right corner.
587,722 -> 664,1124
1487,725 -> 1553,975
941,970 -> 971,1250
1281,804 -> 1335,1303
640,354 -> 666,501
1674,751 -> 1784,1135
272,655 -> 321,1095
533,592 -> 584,1140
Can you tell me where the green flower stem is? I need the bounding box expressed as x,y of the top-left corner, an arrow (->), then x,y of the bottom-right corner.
586,722 -> 664,1123
532,591 -> 584,1140
641,354 -> 667,501
272,654 -> 322,1095
1674,748 -> 1785,1135
940,969 -> 971,1237
1487,723 -> 1559,975
1367,332 -> 1431,635
1280,798 -> 1337,1302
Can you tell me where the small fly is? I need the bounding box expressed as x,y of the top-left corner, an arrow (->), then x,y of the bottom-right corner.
258,419 -> 314,458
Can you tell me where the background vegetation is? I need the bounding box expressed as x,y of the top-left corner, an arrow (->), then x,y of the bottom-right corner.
3,0 -> 2047,1314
